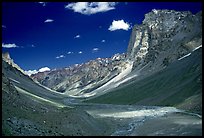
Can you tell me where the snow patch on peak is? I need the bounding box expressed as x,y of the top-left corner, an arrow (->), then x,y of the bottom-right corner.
192,45 -> 202,52
112,53 -> 121,60
178,53 -> 191,60
152,9 -> 158,14
178,45 -> 202,61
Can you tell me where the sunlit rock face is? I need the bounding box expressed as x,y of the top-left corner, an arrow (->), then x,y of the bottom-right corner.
127,9 -> 202,73
31,53 -> 127,94
2,52 -> 27,75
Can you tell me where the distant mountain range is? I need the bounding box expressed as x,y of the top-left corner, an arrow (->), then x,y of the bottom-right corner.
30,9 -> 202,98
2,9 -> 202,136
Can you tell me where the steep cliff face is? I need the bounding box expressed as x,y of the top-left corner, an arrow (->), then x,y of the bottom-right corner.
127,9 -> 202,73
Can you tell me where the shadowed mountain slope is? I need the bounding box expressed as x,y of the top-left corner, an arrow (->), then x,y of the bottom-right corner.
86,47 -> 202,115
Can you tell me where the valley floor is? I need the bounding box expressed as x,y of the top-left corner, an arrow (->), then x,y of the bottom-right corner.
132,112 -> 202,136
65,103 -> 202,136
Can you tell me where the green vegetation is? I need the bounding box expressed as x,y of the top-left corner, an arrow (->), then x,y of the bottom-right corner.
86,49 -> 202,111
2,60 -> 112,136
2,127 -> 12,136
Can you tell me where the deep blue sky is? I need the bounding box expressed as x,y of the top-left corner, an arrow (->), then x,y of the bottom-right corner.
2,2 -> 202,71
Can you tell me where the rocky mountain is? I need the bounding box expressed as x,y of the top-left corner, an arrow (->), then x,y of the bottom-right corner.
31,53 -> 128,96
2,9 -> 202,136
127,9 -> 202,74
2,58 -> 111,136
31,9 -> 202,98
3,55 -> 202,136
2,52 -> 27,75
86,46 -> 202,114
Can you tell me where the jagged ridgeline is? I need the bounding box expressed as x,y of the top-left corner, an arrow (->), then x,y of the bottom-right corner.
127,9 -> 202,71
2,9 -> 202,136
31,9 -> 202,98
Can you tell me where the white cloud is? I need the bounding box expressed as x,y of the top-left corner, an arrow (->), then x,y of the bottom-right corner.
38,2 -> 46,6
56,55 -> 65,59
44,19 -> 54,23
108,20 -> 130,31
67,51 -> 73,54
2,25 -> 6,28
65,2 -> 117,15
25,67 -> 50,76
31,44 -> 35,47
74,34 -> 80,38
78,51 -> 83,54
39,67 -> 51,72
25,70 -> 38,76
101,40 -> 105,43
2,43 -> 18,48
92,48 -> 99,53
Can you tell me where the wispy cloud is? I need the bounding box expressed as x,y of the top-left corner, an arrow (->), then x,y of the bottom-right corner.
44,19 -> 54,23
67,51 -> 74,54
92,48 -> 99,53
38,2 -> 46,6
108,20 -> 130,31
56,55 -> 65,59
78,51 -> 83,54
27,44 -> 36,48
74,34 -> 80,38
2,43 -> 18,48
65,2 -> 117,15
31,44 -> 35,47
25,67 -> 50,76
101,40 -> 105,43
2,25 -> 6,28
